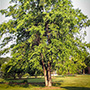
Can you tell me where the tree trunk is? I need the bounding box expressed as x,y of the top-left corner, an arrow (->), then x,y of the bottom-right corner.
42,61 -> 48,86
44,68 -> 48,86
35,76 -> 37,78
87,67 -> 90,74
45,19 -> 52,86
47,62 -> 52,87
41,54 -> 48,86
41,54 -> 52,87
83,69 -> 85,74
42,61 -> 52,87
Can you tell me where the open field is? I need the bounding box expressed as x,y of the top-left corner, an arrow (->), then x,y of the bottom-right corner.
0,75 -> 90,90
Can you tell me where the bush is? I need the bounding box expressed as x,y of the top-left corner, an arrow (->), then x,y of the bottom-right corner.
0,78 -> 6,83
22,80 -> 28,84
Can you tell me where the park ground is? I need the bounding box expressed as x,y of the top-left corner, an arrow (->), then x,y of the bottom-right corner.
0,74 -> 90,90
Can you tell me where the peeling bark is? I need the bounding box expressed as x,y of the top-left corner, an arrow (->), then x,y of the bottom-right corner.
41,54 -> 48,86
41,54 -> 52,87
47,62 -> 52,87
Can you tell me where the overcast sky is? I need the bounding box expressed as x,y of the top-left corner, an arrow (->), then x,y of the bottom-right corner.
0,0 -> 90,43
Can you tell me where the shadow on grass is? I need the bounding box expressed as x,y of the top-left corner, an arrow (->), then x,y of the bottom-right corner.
6,78 -> 63,88
5,78 -> 45,83
8,82 -> 45,88
62,87 -> 90,90
52,80 -> 63,87
8,81 -> 62,88
8,82 -> 29,88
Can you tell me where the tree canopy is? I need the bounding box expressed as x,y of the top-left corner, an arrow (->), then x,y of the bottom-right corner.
0,0 -> 90,87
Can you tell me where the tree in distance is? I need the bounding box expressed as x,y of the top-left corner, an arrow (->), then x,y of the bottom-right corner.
0,57 -> 10,67
0,0 -> 90,87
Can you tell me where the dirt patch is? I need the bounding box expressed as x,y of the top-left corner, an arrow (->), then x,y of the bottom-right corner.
39,86 -> 61,90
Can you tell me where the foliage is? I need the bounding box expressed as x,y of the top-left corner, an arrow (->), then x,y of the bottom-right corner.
0,0 -> 90,86
0,57 -> 10,67
0,78 -> 7,83
27,66 -> 43,77
22,80 -> 28,83
1,62 -> 16,79
1,57 -> 43,79
1,59 -> 26,79
57,52 -> 88,75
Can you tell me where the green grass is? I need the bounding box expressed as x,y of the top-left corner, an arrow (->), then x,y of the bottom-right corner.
5,78 -> 45,83
0,75 -> 90,90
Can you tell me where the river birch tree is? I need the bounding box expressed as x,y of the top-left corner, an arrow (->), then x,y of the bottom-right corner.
0,0 -> 90,86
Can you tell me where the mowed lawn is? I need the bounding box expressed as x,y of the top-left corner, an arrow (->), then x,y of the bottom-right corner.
0,75 -> 90,90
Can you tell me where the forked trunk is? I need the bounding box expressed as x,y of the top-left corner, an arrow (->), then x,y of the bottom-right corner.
43,63 -> 52,87
41,54 -> 52,87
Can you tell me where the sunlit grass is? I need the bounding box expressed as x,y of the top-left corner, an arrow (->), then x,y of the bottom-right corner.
52,75 -> 90,88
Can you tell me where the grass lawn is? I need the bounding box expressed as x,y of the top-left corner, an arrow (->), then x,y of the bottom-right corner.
0,75 -> 90,90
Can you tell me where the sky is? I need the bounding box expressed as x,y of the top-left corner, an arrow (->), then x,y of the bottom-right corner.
72,0 -> 90,43
0,0 -> 90,49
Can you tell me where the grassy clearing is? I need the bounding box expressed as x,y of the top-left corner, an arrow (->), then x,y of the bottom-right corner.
0,75 -> 90,90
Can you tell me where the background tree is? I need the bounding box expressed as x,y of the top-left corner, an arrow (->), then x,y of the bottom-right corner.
0,57 -> 10,67
82,43 -> 90,74
0,57 -> 10,78
1,42 -> 43,79
85,56 -> 90,67
0,0 -> 90,87
83,55 -> 90,74
1,62 -> 16,79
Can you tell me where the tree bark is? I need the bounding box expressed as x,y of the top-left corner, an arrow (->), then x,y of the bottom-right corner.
87,67 -> 90,74
83,69 -> 85,74
35,76 -> 37,78
45,23 -> 52,86
41,54 -> 52,87
42,61 -> 52,86
42,62 -> 48,86
47,62 -> 52,87
41,54 -> 48,86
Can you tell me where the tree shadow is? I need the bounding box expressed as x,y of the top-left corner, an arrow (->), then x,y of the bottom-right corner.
6,82 -> 90,90
52,80 -> 63,87
62,87 -> 90,90
8,82 -> 45,88
7,79 -> 64,88
8,82 -> 29,88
